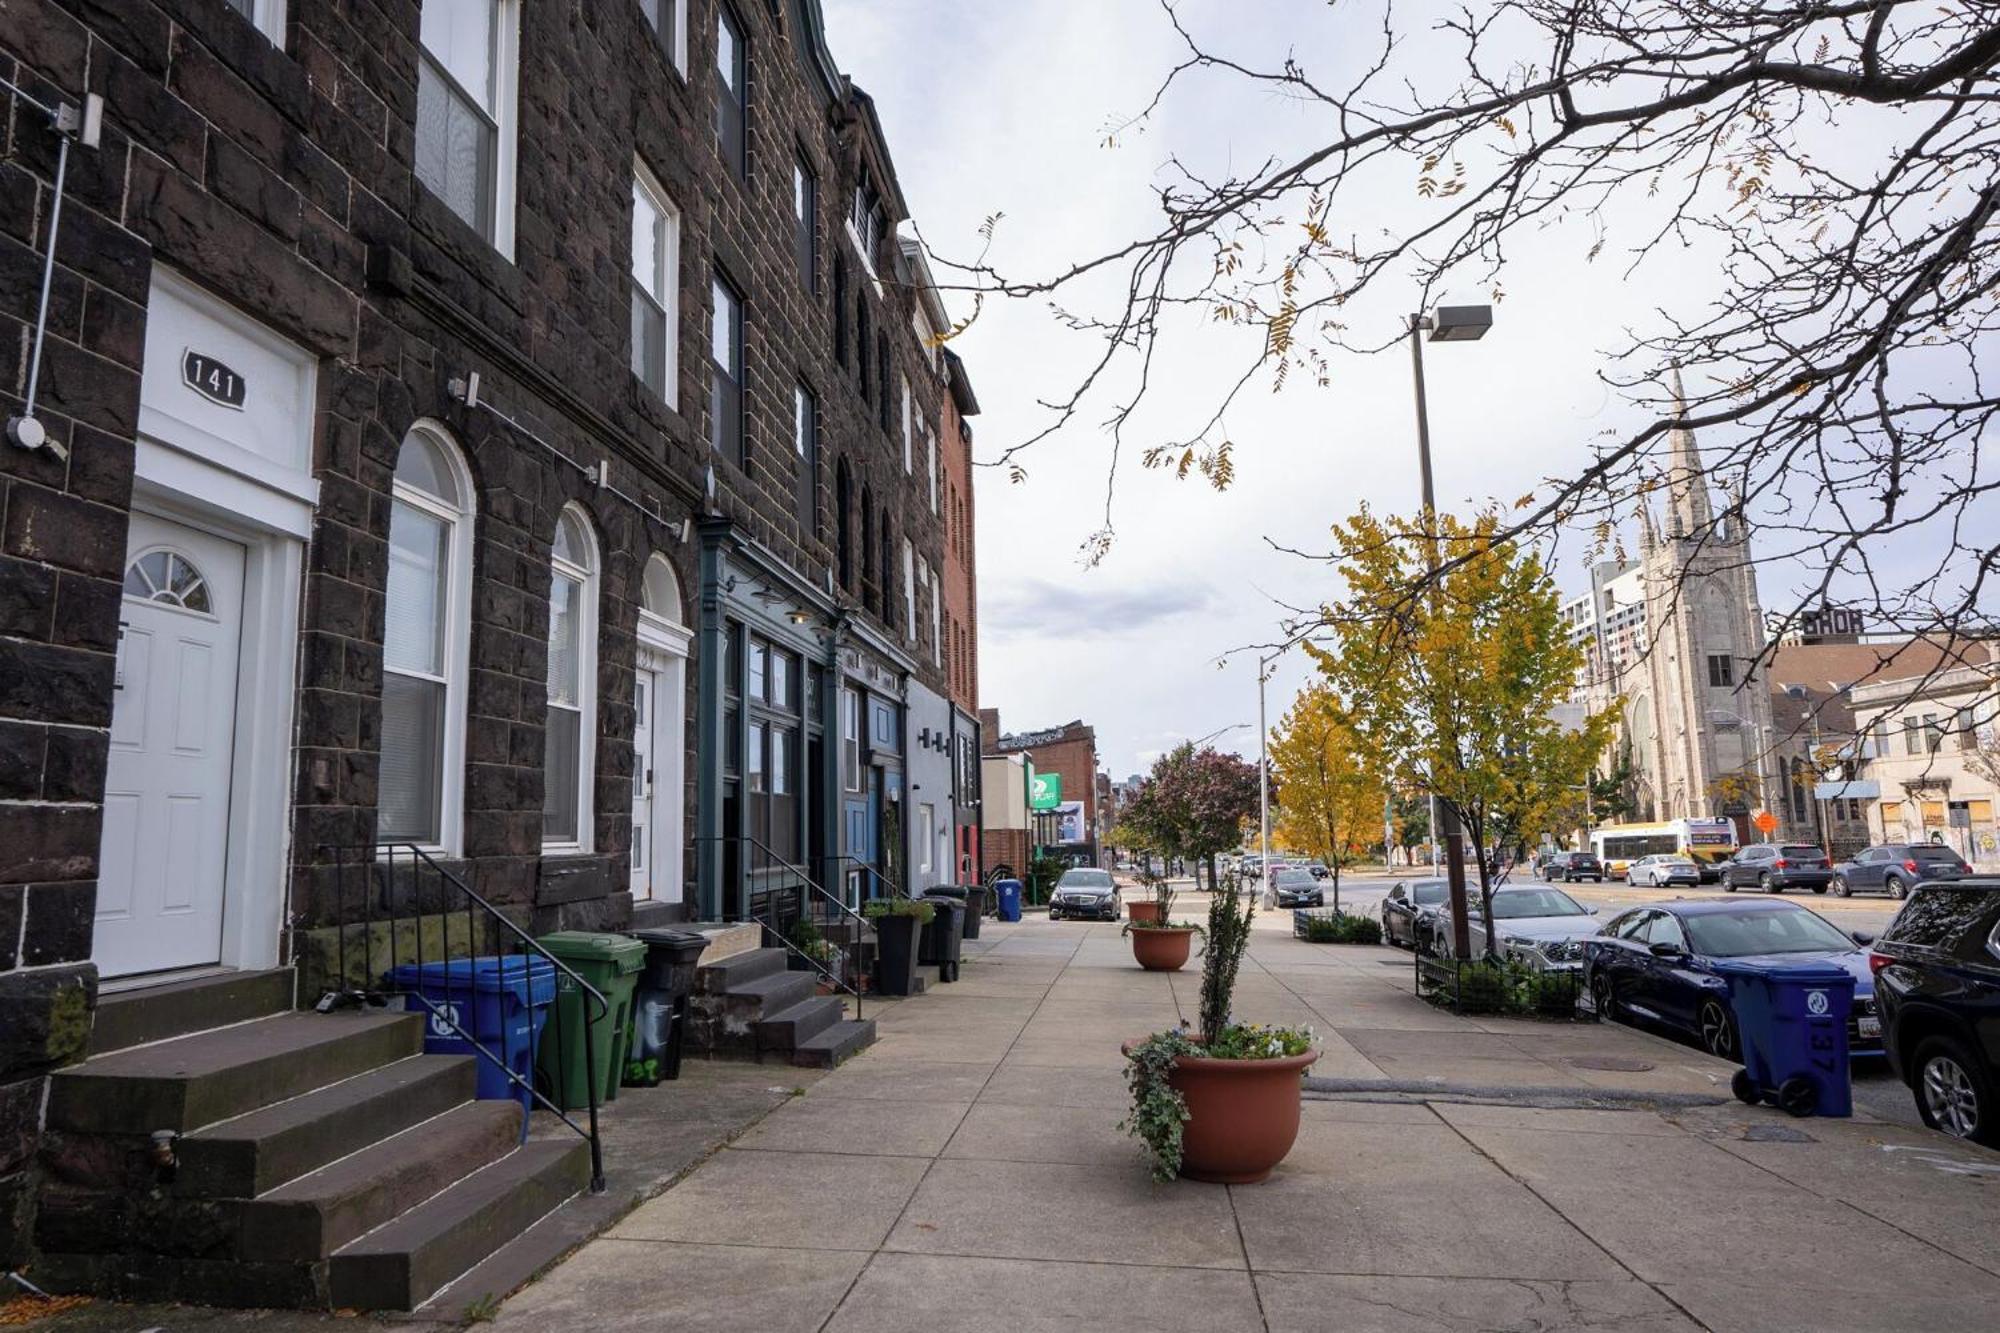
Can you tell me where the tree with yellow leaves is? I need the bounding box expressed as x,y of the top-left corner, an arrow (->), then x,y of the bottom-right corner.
1268,682 -> 1384,915
1314,508 -> 1618,956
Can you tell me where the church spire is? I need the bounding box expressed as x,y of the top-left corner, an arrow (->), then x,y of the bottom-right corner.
1665,367 -> 1714,537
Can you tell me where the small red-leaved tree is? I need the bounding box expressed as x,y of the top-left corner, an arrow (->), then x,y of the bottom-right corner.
1125,743 -> 1261,892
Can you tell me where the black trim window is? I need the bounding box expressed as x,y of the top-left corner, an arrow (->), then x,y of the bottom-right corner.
1706,654 -> 1733,687
715,3 -> 747,179
793,156 -> 817,291
710,271 -> 745,465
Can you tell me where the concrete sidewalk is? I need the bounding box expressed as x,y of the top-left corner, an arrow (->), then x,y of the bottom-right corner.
477,903 -> 2000,1333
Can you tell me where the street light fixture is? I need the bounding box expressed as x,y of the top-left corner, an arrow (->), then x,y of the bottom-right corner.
1407,301 -> 1495,960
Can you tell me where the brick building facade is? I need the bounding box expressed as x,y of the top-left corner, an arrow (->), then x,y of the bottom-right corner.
0,0 -> 972,1279
980,711 -> 1103,872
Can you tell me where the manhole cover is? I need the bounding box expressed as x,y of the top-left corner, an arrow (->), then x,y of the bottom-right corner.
1566,1056 -> 1656,1073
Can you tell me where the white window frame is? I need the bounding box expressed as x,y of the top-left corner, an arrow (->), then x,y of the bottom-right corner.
912,303 -> 938,372
630,163 -> 681,408
544,505 -> 600,852
230,0 -> 288,43
415,0 -> 521,260
382,422 -> 475,858
900,375 -> 912,472
641,0 -> 688,75
902,537 -> 915,641
927,560 -> 942,665
926,421 -> 938,514
918,803 -> 934,876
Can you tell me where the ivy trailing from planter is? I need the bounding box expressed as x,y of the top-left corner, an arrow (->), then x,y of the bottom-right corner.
1119,1029 -> 1197,1182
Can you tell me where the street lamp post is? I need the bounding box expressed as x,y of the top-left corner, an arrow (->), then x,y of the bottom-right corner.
1259,653 -> 1276,899
1407,303 -> 1493,961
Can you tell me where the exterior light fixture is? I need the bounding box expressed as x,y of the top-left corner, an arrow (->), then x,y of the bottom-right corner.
1425,304 -> 1493,343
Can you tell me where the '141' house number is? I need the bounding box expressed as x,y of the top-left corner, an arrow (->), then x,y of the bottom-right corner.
182,350 -> 247,409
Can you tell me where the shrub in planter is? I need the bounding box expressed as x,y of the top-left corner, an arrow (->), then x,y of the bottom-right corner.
1120,882 -> 1318,1183
1302,913 -> 1382,945
864,898 -> 934,997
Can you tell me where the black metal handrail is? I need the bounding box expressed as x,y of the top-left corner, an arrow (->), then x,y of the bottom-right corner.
825,852 -> 912,907
321,843 -> 608,1193
696,834 -> 867,1018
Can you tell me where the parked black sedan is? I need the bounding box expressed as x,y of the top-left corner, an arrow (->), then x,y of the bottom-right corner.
1582,899 -> 1880,1060
1719,844 -> 1835,894
1870,878 -> 2000,1145
1271,867 -> 1325,909
1048,868 -> 1120,921
1832,843 -> 1972,899
1381,878 -> 1450,947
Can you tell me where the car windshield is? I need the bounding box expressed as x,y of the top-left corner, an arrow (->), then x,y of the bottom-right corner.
1681,907 -> 1855,957
1274,870 -> 1315,887
1057,870 -> 1112,889
1488,889 -> 1588,919
1411,881 -> 1449,905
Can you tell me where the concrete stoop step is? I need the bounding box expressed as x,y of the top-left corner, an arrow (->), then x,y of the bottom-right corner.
689,947 -> 879,1067
33,969 -> 589,1313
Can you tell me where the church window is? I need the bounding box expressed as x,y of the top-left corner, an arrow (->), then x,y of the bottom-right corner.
1705,654 -> 1734,688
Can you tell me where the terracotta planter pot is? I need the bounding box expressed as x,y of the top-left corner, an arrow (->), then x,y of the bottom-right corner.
1129,925 -> 1197,971
1126,901 -> 1163,925
1163,1044 -> 1320,1184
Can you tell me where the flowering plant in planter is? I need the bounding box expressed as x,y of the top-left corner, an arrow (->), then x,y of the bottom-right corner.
1120,877 -> 1319,1182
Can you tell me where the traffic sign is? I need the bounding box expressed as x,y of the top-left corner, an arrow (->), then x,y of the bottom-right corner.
1753,810 -> 1778,835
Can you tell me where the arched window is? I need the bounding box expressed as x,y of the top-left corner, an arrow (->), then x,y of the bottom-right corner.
859,484 -> 875,611
544,505 -> 600,850
835,458 -> 853,591
381,424 -> 474,851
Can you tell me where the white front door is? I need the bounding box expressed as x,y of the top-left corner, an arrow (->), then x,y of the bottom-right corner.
97,513 -> 247,977
631,668 -> 657,900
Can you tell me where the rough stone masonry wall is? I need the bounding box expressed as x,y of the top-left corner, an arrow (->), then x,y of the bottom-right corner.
0,0 -> 957,1264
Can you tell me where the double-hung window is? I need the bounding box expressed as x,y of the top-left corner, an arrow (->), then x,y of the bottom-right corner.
926,422 -> 938,513
715,4 -> 747,179
640,0 -> 686,73
544,507 -> 600,850
380,426 -> 474,852
899,375 -> 912,471
225,0 -> 286,42
794,383 -> 819,535
710,272 -> 745,465
416,0 -> 519,254
850,182 -> 884,277
793,157 -> 817,290
630,167 -> 680,404
1706,654 -> 1733,688
901,537 -> 915,641
927,560 -> 942,664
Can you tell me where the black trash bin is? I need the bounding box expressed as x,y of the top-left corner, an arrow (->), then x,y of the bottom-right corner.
920,893 -> 965,983
625,928 -> 710,1087
961,884 -> 989,939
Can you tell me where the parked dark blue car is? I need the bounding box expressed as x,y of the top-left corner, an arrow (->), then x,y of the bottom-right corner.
1583,899 -> 1881,1061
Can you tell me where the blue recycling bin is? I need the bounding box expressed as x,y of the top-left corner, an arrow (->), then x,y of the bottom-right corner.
1712,959 -> 1854,1118
994,878 -> 1023,923
391,956 -> 557,1108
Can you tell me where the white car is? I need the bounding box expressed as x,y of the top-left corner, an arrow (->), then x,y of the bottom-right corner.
1628,854 -> 1701,888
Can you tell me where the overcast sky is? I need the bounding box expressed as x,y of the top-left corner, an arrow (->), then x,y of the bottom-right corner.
821,0 -> 1984,779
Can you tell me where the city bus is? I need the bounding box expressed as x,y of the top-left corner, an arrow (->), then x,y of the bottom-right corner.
1589,818 -> 1739,880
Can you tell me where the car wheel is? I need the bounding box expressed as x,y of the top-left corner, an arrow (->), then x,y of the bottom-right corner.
1832,875 -> 1851,898
1912,1035 -> 1998,1146
1723,876 -> 1737,893
1590,974 -> 1620,1022
1698,999 -> 1739,1061
1810,884 -> 1827,894
1888,874 -> 1910,900
1761,872 -> 1781,894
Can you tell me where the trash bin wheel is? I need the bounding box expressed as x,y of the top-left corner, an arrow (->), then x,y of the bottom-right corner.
1777,1076 -> 1819,1117
1730,1069 -> 1761,1106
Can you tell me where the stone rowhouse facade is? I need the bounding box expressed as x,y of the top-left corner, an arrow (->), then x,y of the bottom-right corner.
0,0 -> 965,1263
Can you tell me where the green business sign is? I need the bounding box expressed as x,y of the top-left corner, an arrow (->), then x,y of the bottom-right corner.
1028,771 -> 1063,810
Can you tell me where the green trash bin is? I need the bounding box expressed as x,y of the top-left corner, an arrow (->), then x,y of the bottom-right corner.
534,931 -> 646,1111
